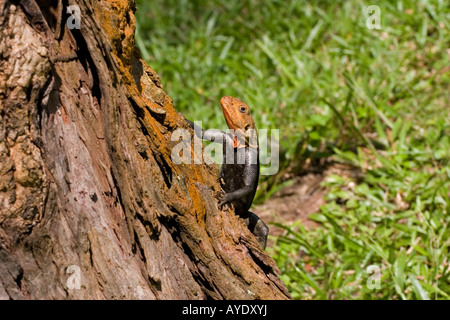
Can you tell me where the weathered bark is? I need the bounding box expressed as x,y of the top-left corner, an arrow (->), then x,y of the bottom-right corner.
0,0 -> 291,300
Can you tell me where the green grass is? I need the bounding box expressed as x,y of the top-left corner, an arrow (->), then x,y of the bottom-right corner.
136,0 -> 450,299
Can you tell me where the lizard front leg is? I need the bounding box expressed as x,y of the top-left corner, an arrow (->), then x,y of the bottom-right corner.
186,119 -> 233,145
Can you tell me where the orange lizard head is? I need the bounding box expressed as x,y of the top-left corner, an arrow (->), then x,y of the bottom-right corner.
220,96 -> 258,148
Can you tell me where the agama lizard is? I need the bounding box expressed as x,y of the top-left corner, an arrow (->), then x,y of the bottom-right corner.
187,96 -> 269,249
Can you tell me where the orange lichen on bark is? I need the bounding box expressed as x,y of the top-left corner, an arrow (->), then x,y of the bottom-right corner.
93,0 -> 136,68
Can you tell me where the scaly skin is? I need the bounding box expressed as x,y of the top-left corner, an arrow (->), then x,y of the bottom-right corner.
187,96 -> 269,249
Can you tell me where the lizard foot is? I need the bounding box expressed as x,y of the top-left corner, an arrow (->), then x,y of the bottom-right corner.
218,193 -> 233,210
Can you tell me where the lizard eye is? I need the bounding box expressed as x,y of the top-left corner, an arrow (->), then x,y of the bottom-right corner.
239,105 -> 247,113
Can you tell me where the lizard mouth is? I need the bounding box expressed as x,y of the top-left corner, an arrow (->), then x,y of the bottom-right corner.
220,96 -> 237,129
220,96 -> 233,110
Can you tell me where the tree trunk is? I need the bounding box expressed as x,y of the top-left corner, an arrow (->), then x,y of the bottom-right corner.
0,0 -> 291,300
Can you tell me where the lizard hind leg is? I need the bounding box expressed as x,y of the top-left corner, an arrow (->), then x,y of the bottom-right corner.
246,211 -> 269,250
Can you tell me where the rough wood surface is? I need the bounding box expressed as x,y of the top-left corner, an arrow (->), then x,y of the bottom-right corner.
0,0 -> 291,299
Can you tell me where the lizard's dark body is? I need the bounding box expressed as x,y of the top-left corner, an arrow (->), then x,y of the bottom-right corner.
220,143 -> 259,215
221,143 -> 268,248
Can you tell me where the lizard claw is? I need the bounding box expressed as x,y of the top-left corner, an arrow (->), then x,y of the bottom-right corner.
218,192 -> 232,210
219,201 -> 228,210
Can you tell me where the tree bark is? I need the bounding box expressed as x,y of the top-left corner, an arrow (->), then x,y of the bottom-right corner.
0,0 -> 291,300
